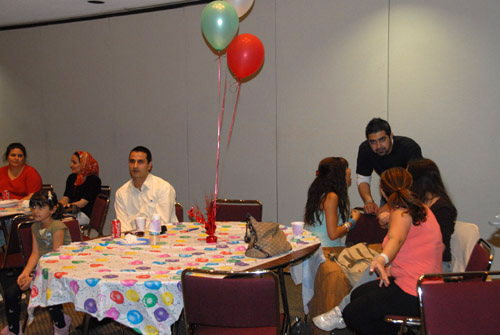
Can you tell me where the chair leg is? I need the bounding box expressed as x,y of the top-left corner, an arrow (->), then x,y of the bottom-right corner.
277,268 -> 291,335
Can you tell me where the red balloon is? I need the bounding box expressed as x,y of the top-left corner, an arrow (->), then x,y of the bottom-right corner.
227,33 -> 265,80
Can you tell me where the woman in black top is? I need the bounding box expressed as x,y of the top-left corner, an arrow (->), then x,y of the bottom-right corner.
59,151 -> 101,225
407,158 -> 457,271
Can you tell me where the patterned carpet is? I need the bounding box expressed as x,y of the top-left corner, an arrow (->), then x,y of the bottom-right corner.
0,275 -> 314,335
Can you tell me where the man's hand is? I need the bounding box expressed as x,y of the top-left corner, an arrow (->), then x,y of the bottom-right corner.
364,200 -> 379,214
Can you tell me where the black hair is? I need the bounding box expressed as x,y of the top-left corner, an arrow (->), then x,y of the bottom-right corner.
29,189 -> 63,220
365,118 -> 392,138
304,157 -> 350,226
4,142 -> 27,162
407,158 -> 457,219
73,152 -> 80,160
130,146 -> 152,163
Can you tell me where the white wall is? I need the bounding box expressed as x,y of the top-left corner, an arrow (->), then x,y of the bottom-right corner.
1,0 -> 499,268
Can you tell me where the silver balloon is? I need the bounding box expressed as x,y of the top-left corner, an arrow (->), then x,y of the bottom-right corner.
224,0 -> 255,18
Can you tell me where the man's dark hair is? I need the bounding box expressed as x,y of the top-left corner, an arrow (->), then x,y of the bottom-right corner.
365,118 -> 391,138
130,146 -> 152,163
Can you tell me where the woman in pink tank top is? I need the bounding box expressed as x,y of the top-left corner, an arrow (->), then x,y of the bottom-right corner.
342,167 -> 443,335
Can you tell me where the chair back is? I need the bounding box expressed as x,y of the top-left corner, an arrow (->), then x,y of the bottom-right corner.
175,202 -> 184,222
463,238 -> 493,280
63,219 -> 82,242
450,221 -> 480,272
17,221 -> 35,266
1,214 -> 32,270
181,268 -> 281,335
418,271 -> 500,335
84,193 -> 110,238
100,185 -> 111,198
214,199 -> 263,222
41,184 -> 53,193
345,213 -> 387,246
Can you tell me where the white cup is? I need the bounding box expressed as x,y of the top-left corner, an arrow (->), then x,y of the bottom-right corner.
135,217 -> 146,232
291,221 -> 304,237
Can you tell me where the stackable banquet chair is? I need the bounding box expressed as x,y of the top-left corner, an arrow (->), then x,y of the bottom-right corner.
345,213 -> 387,246
418,271 -> 500,334
181,268 -> 283,335
0,214 -> 34,272
41,184 -> 54,193
214,199 -> 262,222
63,218 -> 82,242
100,185 -> 111,198
450,221 -> 481,272
384,238 -> 494,334
175,202 -> 184,222
81,194 -> 110,240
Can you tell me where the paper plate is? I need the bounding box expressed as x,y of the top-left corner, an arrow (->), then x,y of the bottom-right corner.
115,238 -> 150,246
0,200 -> 19,208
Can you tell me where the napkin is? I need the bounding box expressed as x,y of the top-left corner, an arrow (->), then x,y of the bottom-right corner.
124,233 -> 139,244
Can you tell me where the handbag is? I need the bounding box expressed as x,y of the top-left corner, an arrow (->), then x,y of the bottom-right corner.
244,215 -> 292,258
330,242 -> 379,286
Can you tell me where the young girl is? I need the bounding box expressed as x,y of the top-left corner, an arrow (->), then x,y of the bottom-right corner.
1,190 -> 72,335
304,157 -> 360,247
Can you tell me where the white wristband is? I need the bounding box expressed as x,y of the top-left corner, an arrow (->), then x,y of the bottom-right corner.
379,253 -> 390,265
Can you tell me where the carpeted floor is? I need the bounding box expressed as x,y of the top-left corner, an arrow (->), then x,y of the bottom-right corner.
0,275 -> 343,335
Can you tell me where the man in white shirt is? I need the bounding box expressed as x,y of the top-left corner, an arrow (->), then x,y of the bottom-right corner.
114,146 -> 178,232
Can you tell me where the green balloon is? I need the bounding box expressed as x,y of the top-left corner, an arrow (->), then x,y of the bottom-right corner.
201,1 -> 239,51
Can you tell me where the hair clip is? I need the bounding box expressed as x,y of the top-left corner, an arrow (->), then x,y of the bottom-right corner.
48,190 -> 53,200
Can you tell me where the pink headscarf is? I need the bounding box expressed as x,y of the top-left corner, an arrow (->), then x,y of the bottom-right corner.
74,151 -> 99,186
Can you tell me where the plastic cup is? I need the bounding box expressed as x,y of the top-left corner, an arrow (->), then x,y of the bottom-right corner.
135,217 -> 146,235
291,221 -> 304,237
149,214 -> 161,234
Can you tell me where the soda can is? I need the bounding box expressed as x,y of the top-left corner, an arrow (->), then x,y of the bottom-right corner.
2,190 -> 9,200
111,219 -> 121,238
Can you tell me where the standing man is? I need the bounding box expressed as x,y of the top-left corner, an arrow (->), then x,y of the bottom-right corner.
356,118 -> 422,214
114,146 -> 178,232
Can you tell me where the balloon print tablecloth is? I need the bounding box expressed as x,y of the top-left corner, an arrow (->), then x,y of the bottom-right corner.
28,221 -> 320,335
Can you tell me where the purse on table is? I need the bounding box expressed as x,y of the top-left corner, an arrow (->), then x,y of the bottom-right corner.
244,215 -> 292,258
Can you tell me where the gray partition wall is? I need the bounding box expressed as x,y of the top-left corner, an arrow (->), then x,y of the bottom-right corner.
1,0 -> 500,268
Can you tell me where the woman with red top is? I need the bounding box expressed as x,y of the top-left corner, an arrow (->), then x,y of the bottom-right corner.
0,143 -> 42,200
59,151 -> 101,225
342,167 -> 443,335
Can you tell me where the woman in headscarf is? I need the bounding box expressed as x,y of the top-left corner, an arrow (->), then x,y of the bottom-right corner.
59,151 -> 101,225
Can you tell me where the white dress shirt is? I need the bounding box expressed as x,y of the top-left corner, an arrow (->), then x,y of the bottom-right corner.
114,173 -> 178,232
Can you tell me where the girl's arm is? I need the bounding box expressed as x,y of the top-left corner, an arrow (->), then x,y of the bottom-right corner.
370,208 -> 412,286
323,192 -> 350,241
52,229 -> 65,250
17,232 -> 40,290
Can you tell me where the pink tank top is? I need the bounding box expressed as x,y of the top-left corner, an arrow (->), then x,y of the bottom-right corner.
383,207 -> 443,296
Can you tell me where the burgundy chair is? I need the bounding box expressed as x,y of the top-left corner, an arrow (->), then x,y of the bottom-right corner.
64,218 -> 82,242
17,221 -> 34,266
175,202 -> 184,222
100,185 -> 111,198
463,238 -> 493,280
385,238 -> 494,334
81,194 -> 110,240
181,268 -> 283,335
214,199 -> 262,222
418,271 -> 500,334
345,213 -> 387,246
0,214 -> 34,271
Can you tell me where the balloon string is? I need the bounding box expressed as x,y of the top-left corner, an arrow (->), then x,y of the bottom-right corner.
227,81 -> 241,148
214,77 -> 227,220
218,54 -> 221,98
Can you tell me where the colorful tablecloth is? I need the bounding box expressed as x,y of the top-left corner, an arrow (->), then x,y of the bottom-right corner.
28,221 -> 320,335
